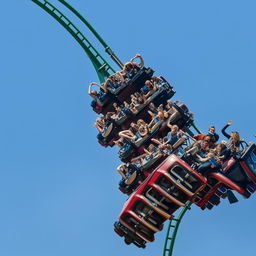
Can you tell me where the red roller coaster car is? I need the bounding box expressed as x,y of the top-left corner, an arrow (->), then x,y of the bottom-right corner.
114,143 -> 256,247
114,154 -> 206,248
193,142 -> 256,210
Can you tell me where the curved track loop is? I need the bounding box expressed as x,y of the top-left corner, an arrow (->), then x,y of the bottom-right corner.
31,0 -> 116,83
163,202 -> 192,256
57,0 -> 124,69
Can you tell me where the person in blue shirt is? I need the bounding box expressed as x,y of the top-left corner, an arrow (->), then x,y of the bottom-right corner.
196,150 -> 219,176
165,124 -> 180,146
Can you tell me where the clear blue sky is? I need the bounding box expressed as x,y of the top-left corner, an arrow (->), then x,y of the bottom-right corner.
0,1 -> 255,256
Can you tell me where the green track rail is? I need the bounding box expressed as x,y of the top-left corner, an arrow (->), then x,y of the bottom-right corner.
163,202 -> 192,256
31,0 -> 116,83
191,122 -> 201,134
57,0 -> 124,69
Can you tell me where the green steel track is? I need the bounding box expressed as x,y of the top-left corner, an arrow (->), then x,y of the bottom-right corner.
31,0 -> 116,83
31,1 -> 202,255
57,0 -> 124,69
163,202 -> 192,256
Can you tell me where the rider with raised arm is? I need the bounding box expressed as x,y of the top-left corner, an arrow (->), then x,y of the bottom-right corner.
88,82 -> 105,99
221,120 -> 242,153
120,54 -> 144,79
129,53 -> 144,68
